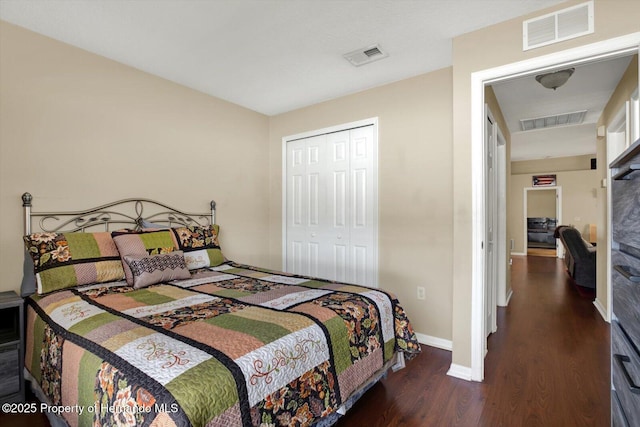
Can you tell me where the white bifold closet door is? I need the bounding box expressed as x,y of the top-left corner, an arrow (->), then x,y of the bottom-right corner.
286,125 -> 377,286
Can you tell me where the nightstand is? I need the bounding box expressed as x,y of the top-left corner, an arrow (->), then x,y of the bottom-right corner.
0,291 -> 24,403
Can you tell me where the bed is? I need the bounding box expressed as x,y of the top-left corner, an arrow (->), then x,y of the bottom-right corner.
19,192 -> 421,427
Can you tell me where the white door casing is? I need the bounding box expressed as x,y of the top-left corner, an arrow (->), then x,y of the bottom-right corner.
283,118 -> 379,287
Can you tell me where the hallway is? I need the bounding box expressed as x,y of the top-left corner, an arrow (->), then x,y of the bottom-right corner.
337,255 -> 610,426
481,255 -> 610,425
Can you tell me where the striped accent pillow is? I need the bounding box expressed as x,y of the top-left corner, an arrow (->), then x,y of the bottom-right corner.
124,251 -> 190,289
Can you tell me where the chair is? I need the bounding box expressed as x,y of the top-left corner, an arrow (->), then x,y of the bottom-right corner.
556,225 -> 596,289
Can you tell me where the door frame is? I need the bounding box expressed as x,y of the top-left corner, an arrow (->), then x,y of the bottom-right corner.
469,32 -> 640,382
281,117 -> 380,285
523,186 -> 562,257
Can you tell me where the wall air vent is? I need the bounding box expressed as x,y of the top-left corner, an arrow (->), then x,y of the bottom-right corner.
343,44 -> 389,67
523,1 -> 593,51
520,110 -> 587,132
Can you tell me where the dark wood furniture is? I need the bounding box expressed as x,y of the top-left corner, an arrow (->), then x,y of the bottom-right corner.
0,291 -> 24,404
610,137 -> 640,426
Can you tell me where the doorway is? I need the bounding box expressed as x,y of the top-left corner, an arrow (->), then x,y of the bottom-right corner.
524,187 -> 562,258
469,33 -> 640,382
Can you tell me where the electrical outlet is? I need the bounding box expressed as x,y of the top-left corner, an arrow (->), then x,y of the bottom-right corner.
417,286 -> 426,300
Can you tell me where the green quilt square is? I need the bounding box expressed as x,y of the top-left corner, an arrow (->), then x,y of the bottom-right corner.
166,358 -> 238,426
139,231 -> 176,251
64,233 -> 101,259
38,265 -> 78,293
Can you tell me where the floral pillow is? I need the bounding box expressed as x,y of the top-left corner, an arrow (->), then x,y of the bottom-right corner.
111,230 -> 179,285
23,231 -> 125,294
168,225 -> 225,270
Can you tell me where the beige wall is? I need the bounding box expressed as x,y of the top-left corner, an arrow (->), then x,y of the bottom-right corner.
527,190 -> 556,218
599,55 -> 639,129
268,69 -> 454,343
0,21 -> 271,294
512,154 -> 595,174
451,0 -> 640,368
510,169 -> 600,254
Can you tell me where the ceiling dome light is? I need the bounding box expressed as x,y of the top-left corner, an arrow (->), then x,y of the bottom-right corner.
535,68 -> 575,90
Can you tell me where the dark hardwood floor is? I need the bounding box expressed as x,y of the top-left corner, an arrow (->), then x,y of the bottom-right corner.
337,255 -> 610,426
0,255 -> 610,426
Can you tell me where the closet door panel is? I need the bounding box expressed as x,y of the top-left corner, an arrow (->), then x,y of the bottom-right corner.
349,126 -> 376,285
333,244 -> 348,283
326,131 -> 350,282
286,124 -> 377,286
286,136 -> 326,277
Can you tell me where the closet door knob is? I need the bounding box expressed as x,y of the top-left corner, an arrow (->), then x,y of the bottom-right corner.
337,234 -> 342,239
311,233 -> 316,238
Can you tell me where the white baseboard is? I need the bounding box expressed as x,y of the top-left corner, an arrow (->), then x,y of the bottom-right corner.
498,289 -> 513,307
414,336 -> 477,382
447,363 -> 473,381
415,332 -> 452,351
593,298 -> 609,322
505,289 -> 513,305
510,252 -> 526,256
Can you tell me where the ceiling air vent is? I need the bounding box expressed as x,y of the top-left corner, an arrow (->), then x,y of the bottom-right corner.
343,44 -> 389,67
523,1 -> 593,51
520,110 -> 587,132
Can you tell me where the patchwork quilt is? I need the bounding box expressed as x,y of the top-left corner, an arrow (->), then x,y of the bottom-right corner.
25,262 -> 421,427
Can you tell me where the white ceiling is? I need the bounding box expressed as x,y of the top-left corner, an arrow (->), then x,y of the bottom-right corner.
492,55 -> 634,161
1,0 -> 632,161
0,0 -> 565,116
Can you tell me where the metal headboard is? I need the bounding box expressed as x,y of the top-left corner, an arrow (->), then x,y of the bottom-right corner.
22,192 -> 216,235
